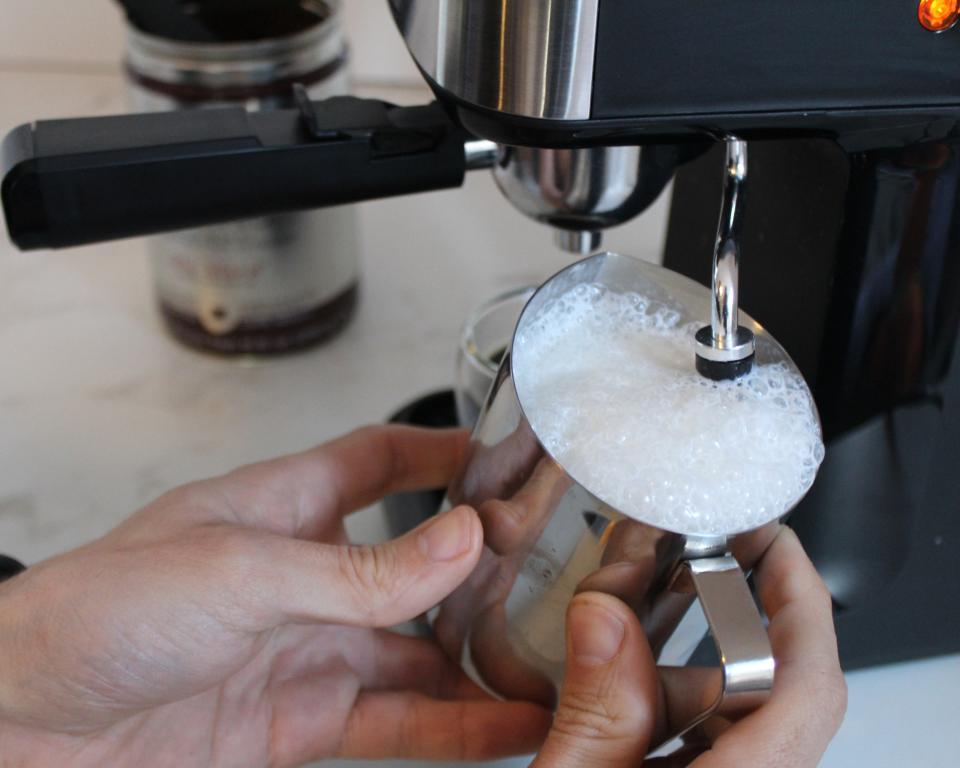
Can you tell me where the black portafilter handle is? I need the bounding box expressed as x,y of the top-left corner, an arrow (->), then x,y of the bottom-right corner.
1,94 -> 472,250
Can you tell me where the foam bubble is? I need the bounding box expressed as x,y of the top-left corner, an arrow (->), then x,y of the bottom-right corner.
513,283 -> 824,536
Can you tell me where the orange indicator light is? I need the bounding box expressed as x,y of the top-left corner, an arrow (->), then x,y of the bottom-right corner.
919,0 -> 959,32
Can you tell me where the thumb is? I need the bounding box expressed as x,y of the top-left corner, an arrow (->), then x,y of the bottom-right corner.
263,505 -> 483,628
532,593 -> 658,768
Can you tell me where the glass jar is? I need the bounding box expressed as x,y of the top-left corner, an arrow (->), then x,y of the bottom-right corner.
124,0 -> 359,354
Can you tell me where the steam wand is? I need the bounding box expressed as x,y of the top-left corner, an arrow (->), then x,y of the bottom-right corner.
695,138 -> 756,380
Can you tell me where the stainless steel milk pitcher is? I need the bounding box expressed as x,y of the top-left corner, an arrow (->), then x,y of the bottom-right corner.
434,252 -> 821,748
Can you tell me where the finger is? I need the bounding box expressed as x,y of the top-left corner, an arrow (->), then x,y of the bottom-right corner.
432,547 -> 502,660
268,624 -> 489,701
363,630 -> 490,700
532,593 -> 658,768
690,527 -> 846,768
657,665 -> 723,744
469,602 -> 558,707
339,691 -> 552,761
312,425 -> 470,516
478,457 -> 572,556
262,505 -> 484,628
453,420 -> 543,506
269,666 -> 360,768
217,425 -> 469,537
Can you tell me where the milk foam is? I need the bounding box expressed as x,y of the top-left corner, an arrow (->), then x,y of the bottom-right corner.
513,283 -> 824,536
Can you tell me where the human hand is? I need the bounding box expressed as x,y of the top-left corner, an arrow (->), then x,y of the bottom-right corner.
532,527 -> 846,767
0,426 -> 551,767
436,452 -> 572,707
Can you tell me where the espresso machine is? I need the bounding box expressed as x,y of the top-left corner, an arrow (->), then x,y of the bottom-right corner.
2,1 -> 959,670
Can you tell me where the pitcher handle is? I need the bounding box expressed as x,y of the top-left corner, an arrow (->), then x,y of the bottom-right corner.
660,555 -> 775,747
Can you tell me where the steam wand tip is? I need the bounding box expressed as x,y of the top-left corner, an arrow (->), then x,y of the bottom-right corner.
695,137 -> 755,381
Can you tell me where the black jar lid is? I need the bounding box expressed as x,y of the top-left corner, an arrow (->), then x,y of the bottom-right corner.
116,0 -> 331,43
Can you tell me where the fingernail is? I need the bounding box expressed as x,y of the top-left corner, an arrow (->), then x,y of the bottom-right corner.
418,507 -> 475,562
569,600 -> 625,666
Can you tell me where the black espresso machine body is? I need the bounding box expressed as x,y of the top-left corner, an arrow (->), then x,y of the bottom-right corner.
3,0 -> 960,667
392,0 -> 960,147
664,140 -> 960,669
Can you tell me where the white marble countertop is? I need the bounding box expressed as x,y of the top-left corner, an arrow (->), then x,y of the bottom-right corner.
0,70 -> 957,768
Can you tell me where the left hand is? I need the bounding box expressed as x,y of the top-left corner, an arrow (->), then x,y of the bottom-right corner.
0,426 -> 551,767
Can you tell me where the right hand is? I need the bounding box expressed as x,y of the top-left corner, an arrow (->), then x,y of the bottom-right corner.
533,527 -> 847,767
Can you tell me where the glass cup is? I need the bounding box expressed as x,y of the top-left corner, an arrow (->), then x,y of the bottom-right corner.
455,286 -> 536,427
